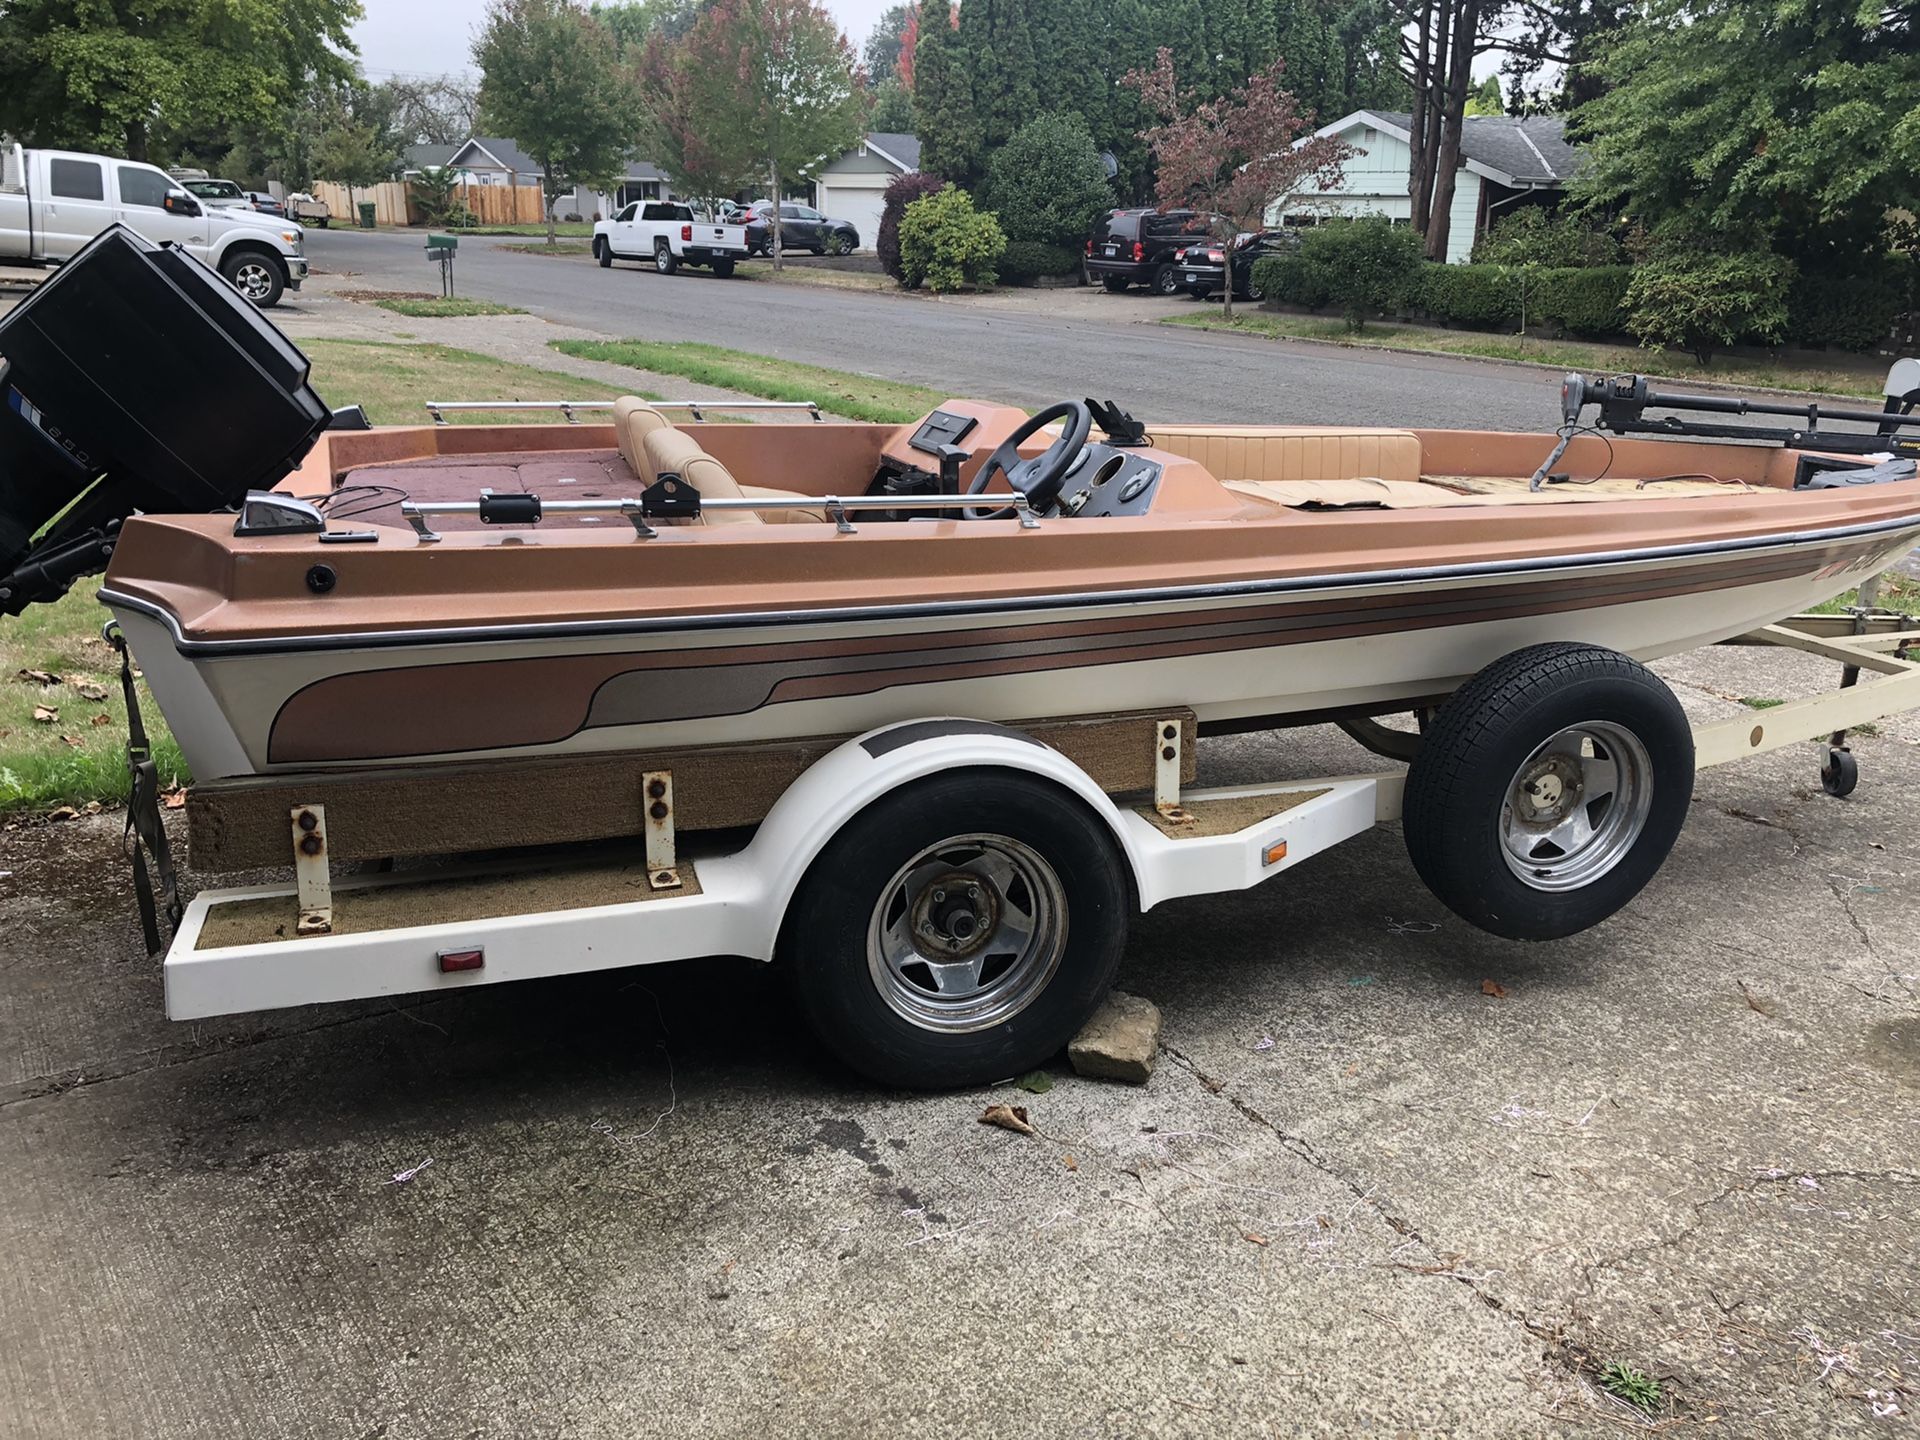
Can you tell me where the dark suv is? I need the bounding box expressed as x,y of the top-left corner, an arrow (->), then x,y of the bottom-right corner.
1084,208 -> 1224,295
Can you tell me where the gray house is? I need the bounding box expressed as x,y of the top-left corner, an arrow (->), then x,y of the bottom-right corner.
807,133 -> 920,246
404,138 -> 669,221
1274,111 -> 1585,263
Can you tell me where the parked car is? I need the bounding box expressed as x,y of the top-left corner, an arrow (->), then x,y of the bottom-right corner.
747,201 -> 859,255
592,200 -> 750,276
1175,230 -> 1296,301
1084,208 -> 1225,295
242,191 -> 286,218
180,178 -> 249,210
1,144 -> 308,306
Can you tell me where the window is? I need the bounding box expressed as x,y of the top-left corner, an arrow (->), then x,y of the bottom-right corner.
117,167 -> 173,209
798,207 -> 822,221
779,205 -> 801,219
615,203 -> 637,222
50,158 -> 104,201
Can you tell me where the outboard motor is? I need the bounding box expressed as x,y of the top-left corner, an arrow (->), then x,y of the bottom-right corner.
0,224 -> 330,614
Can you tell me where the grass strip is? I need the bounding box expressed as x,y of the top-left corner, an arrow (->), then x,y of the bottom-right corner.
367,296 -> 527,318
551,339 -> 946,424
303,338 -> 631,425
1162,310 -> 1890,402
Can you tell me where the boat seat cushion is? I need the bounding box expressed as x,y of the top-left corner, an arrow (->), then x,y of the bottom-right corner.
641,426 -> 822,525
1150,427 -> 1423,485
615,397 -> 671,476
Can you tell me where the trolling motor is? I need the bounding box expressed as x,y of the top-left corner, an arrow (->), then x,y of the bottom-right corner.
1530,369 -> 1920,491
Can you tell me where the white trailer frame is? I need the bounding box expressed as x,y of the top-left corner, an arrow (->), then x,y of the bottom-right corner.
162,610 -> 1920,1023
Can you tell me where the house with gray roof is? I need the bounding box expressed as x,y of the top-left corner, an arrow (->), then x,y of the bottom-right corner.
1272,110 -> 1586,263
402,138 -> 672,222
805,133 -> 920,250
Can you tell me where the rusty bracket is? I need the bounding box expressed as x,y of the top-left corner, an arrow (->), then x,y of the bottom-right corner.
290,804 -> 333,934
1153,718 -> 1193,825
643,771 -> 682,890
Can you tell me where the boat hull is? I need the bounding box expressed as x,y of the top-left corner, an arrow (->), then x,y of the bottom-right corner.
105,517 -> 1919,779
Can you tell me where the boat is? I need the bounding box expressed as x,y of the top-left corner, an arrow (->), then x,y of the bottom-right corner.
12,225 -> 1920,1087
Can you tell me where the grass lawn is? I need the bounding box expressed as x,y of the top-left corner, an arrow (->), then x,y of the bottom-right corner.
1811,570 -> 1920,615
550,339 -> 948,424
365,296 -> 527,318
0,340 -> 644,812
460,222 -> 597,238
499,240 -> 593,257
1164,310 -> 1892,402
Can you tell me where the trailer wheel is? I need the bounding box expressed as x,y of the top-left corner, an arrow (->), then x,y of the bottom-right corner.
1403,643 -> 1693,941
1821,747 -> 1858,797
784,770 -> 1128,1089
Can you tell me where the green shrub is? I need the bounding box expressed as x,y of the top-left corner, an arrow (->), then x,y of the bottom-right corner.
980,112 -> 1115,249
1249,253 -> 1328,310
1624,252 -> 1796,362
1420,263 -> 1521,329
999,240 -> 1081,284
1529,266 -> 1631,337
1296,217 -> 1424,329
1787,266 -> 1905,351
1471,207 -> 1625,268
899,185 -> 1007,292
878,170 -> 947,283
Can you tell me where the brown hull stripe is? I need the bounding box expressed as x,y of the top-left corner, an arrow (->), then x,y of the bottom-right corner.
268,537 -> 1886,763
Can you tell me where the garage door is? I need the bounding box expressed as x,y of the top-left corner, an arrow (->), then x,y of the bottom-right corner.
817,180 -> 889,253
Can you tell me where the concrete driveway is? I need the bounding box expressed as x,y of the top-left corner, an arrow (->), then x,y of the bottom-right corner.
3,644 -> 1916,1437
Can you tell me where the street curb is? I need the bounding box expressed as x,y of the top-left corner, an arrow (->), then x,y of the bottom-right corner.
1160,317 -> 1890,407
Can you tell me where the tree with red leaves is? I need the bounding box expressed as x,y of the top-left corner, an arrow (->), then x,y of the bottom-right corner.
1124,49 -> 1351,321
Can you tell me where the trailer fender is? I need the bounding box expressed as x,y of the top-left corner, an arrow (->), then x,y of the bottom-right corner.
716,719 -> 1151,960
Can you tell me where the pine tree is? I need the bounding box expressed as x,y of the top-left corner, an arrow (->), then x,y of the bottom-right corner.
914,0 -> 977,183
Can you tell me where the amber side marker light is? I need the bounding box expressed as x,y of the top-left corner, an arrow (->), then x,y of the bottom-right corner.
1262,839 -> 1288,867
438,948 -> 484,973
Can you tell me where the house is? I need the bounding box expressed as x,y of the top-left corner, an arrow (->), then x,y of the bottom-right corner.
806,132 -> 920,246
403,139 -> 670,222
1273,111 -> 1585,263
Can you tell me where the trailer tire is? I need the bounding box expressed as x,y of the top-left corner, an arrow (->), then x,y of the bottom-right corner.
783,769 -> 1128,1089
1403,643 -> 1693,941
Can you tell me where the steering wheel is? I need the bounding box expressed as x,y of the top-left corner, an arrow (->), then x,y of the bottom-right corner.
964,401 -> 1093,519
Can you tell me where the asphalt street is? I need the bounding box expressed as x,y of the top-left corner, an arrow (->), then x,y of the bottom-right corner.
307,228 -> 1582,430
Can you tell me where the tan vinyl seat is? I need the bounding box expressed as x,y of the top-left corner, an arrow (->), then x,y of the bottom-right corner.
642,426 -> 826,525
1149,426 -> 1424,485
614,397 -> 672,477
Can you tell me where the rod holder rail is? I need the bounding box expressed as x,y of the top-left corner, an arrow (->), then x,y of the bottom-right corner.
398,490 -> 1040,540
423,399 -> 823,424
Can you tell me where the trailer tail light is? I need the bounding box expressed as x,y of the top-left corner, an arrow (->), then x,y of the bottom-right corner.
1131,240 -> 1144,262
438,947 -> 484,973
681,224 -> 693,242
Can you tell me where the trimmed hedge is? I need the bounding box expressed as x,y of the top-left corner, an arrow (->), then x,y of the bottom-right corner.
999,240 -> 1082,284
1249,253 -> 1328,310
1624,252 -> 1796,362
1419,264 -> 1632,337
1787,265 -> 1908,352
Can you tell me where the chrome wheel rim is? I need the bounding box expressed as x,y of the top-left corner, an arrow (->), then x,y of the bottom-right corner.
655,247 -> 670,270
866,833 -> 1068,1033
1500,721 -> 1654,892
231,261 -> 274,301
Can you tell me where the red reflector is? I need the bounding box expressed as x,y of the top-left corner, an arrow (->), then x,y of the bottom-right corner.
438,948 -> 484,973
681,223 -> 692,242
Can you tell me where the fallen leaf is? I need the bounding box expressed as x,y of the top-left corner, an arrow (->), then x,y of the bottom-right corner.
1242,1231 -> 1269,1246
1344,1061 -> 1360,1077
1199,1074 -> 1226,1094
1014,1069 -> 1053,1095
32,705 -> 57,724
162,789 -> 188,810
89,713 -> 111,727
1315,1214 -> 1333,1229
1480,978 -> 1509,998
59,735 -> 82,748
17,668 -> 61,685
978,1103 -> 1035,1137
47,806 -> 78,822
72,681 -> 109,702
81,801 -> 102,815
1063,1154 -> 1078,1171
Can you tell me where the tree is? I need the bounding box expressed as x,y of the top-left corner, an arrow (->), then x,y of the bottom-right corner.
957,0 -> 1039,184
863,3 -> 915,78
1497,0 -> 1634,110
878,169 -> 947,282
635,27 -> 751,202
593,0 -> 703,48
379,76 -> 482,146
0,0 -> 361,163
868,77 -> 917,132
912,0 -> 975,183
981,113 -> 1114,248
669,0 -> 864,268
1399,0 -> 1507,261
1125,48 -> 1351,319
1464,74 -> 1502,114
311,79 -> 405,213
475,0 -> 642,244
1571,0 -> 1920,261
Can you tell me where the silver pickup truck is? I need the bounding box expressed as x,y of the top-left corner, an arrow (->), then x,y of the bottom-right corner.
1,145 -> 308,307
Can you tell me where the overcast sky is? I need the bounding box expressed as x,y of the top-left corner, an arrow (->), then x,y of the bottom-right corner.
350,0 -> 894,81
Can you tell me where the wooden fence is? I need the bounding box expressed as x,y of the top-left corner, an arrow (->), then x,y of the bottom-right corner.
307,180 -> 547,227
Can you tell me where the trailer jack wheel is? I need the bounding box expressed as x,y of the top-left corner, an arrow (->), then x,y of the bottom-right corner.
1404,642 -> 1694,941
1821,747 -> 1859,798
782,770 -> 1126,1089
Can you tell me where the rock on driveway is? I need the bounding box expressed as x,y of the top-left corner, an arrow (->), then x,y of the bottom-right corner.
1068,990 -> 1162,1083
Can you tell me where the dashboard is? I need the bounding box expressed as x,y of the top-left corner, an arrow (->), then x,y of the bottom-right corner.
885,404 -> 1164,519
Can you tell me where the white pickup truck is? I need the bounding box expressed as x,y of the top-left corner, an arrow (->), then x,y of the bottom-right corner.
1,145 -> 308,307
592,200 -> 748,276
